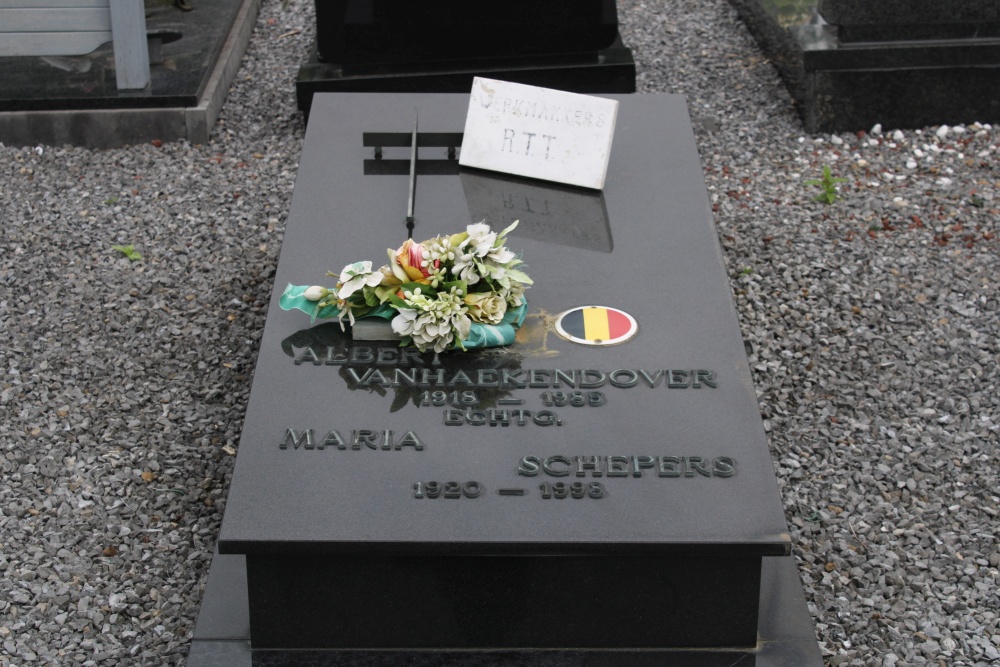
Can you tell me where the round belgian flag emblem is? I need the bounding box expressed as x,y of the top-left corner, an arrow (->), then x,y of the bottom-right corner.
555,306 -> 638,346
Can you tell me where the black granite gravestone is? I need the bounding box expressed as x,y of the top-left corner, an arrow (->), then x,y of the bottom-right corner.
729,0 -> 1000,132
188,92 -> 822,666
296,2 -> 635,114
313,1 -> 620,66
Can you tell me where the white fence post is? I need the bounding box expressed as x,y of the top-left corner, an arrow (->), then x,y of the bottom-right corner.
109,0 -> 149,90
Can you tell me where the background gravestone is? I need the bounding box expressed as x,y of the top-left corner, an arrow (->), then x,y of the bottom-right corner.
313,0 -> 620,65
729,0 -> 1000,132
295,0 -> 636,115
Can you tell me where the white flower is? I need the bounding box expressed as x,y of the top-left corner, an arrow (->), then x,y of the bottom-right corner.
390,287 -> 471,352
479,261 -> 507,283
451,246 -> 481,285
503,282 -> 526,307
464,221 -> 498,258
337,260 -> 383,300
390,307 -> 429,337
486,245 -> 516,264
302,286 -> 329,301
337,302 -> 361,330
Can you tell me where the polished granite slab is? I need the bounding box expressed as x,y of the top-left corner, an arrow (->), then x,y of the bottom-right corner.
729,0 -> 1000,132
188,91 -> 821,665
189,552 -> 822,666
0,0 -> 243,112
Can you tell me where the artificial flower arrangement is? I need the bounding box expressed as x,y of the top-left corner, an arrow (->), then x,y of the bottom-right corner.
279,221 -> 532,353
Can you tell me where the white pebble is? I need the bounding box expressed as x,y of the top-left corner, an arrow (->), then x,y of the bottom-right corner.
906,159 -> 917,169
936,125 -> 950,139
870,123 -> 882,135
830,135 -> 843,145
892,130 -> 905,142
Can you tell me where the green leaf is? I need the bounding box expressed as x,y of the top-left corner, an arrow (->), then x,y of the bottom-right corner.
387,293 -> 412,309
506,268 -> 533,285
112,244 -> 142,262
373,284 -> 399,304
496,219 -> 520,244
440,279 -> 468,295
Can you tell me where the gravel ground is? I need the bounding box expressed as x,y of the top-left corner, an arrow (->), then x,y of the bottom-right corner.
1,0 -> 997,665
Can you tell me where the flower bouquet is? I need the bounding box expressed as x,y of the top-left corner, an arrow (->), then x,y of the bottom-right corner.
279,221 -> 532,353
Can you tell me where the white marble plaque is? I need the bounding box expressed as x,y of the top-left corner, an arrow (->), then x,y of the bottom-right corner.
459,77 -> 618,190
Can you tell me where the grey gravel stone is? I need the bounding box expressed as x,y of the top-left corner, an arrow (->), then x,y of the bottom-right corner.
1,0 -> 998,665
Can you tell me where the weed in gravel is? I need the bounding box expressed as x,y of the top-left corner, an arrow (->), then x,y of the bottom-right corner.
805,164 -> 847,204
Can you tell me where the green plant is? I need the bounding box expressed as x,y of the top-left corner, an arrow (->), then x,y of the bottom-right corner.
112,244 -> 142,262
805,165 -> 847,204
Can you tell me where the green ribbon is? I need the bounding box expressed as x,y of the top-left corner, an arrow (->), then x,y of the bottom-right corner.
279,283 -> 526,350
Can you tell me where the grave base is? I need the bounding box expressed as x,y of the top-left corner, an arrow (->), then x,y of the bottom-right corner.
188,551 -> 822,666
0,0 -> 259,148
295,36 -> 636,117
728,0 -> 1000,132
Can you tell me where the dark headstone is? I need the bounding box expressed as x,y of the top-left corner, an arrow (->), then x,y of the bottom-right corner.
819,0 -> 1000,42
189,92 -> 822,665
295,1 -> 635,114
314,0 -> 620,66
729,0 -> 1000,132
819,0 -> 998,27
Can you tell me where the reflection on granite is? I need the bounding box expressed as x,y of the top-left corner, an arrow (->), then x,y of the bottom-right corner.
0,0 -> 243,112
279,322 -> 527,413
460,169 -> 613,254
728,0 -> 1000,132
